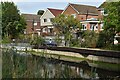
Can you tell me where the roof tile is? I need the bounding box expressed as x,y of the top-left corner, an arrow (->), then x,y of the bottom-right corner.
70,3 -> 99,15
48,8 -> 63,17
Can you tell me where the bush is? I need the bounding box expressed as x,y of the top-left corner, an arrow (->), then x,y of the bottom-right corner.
107,44 -> 120,51
54,35 -> 62,46
69,39 -> 80,47
81,30 -> 99,48
96,31 -> 107,48
30,36 -> 45,47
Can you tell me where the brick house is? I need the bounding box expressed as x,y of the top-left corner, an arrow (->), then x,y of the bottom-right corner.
62,3 -> 104,33
40,8 -> 63,39
22,14 -> 41,36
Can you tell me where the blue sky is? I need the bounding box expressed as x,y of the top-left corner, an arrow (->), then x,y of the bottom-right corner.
15,1 -> 105,14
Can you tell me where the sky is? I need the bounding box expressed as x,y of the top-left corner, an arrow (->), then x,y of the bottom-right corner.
2,0 -> 106,14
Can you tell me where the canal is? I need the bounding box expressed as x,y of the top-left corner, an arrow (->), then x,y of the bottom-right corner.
2,48 -> 120,79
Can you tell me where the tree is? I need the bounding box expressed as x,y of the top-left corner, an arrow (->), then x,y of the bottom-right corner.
37,10 -> 44,15
2,2 -> 26,39
103,1 -> 120,44
52,14 -> 81,46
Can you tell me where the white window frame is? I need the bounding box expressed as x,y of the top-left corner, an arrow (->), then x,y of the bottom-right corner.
48,18 -> 51,22
90,24 -> 94,30
94,24 -> 98,30
34,21 -> 37,26
44,19 -> 47,22
100,23 -> 104,30
82,24 -> 87,30
42,28 -> 46,32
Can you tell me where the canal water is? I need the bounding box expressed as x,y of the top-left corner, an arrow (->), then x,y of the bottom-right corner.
2,49 -> 120,79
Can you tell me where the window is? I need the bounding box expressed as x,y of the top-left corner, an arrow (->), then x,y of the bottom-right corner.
42,28 -> 46,32
71,14 -> 76,18
44,19 -> 47,22
48,28 -> 53,33
90,24 -> 94,30
49,28 -> 53,33
96,26 -> 98,29
50,18 -> 54,22
82,24 -> 87,30
100,8 -> 108,16
100,23 -> 104,30
34,21 -> 37,26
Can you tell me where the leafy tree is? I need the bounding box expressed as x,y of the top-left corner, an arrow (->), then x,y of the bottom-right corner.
103,1 -> 120,44
52,14 -> 81,46
37,10 -> 44,15
96,31 -> 107,48
2,2 -> 26,39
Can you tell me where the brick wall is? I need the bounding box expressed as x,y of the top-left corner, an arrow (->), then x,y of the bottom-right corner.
25,20 -> 41,35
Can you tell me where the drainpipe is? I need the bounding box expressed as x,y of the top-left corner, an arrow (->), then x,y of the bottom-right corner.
32,18 -> 35,40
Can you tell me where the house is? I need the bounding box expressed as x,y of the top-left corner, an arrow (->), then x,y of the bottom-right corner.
21,14 -> 41,36
40,8 -> 63,39
62,3 -> 104,32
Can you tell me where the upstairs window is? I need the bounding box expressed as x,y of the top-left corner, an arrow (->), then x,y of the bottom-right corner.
48,18 -> 54,22
34,21 -> 37,26
44,19 -> 47,22
71,14 -> 76,18
100,8 -> 108,16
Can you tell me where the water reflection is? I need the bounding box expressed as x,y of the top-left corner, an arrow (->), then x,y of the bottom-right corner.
2,49 -> 120,79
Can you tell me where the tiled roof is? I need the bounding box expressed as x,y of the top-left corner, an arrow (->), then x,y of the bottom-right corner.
48,8 -> 63,17
70,3 -> 99,15
21,14 -> 41,21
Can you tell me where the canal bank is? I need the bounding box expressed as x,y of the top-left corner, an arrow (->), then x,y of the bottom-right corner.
28,48 -> 120,64
1,45 -> 120,64
2,46 -> 120,64
13,48 -> 119,72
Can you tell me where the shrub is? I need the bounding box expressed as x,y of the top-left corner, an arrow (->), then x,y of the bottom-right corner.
69,39 -> 80,47
30,36 -> 45,47
107,44 -> 120,51
81,30 -> 99,48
